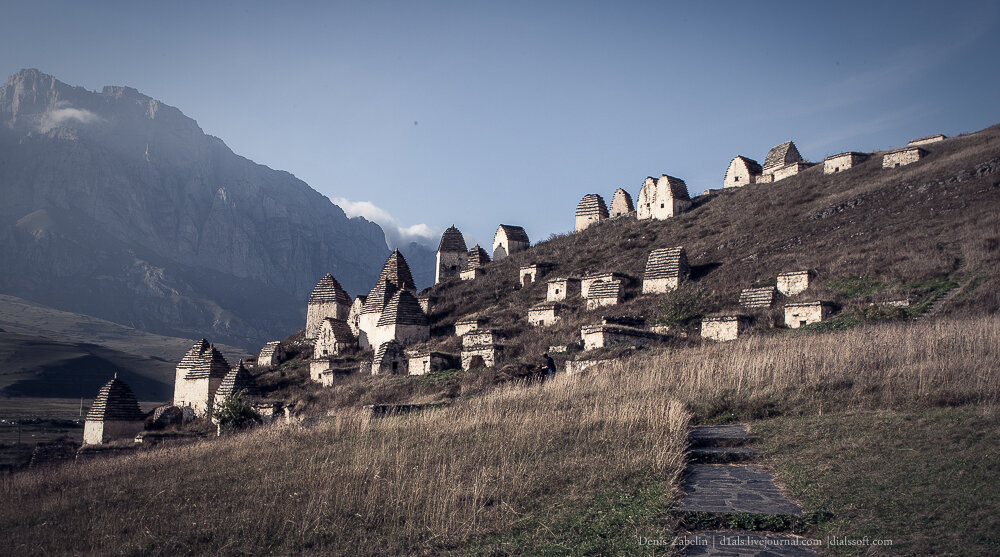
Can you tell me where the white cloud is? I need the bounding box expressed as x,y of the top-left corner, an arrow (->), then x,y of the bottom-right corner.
332,196 -> 438,249
38,101 -> 100,132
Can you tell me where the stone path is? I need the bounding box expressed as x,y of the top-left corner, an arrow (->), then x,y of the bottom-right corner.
677,425 -> 818,556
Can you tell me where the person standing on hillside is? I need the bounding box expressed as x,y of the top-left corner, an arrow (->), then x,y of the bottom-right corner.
542,353 -> 556,379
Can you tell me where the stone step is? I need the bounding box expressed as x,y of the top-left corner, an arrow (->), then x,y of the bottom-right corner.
689,425 -> 750,448
682,532 -> 819,556
690,446 -> 760,464
677,464 -> 803,515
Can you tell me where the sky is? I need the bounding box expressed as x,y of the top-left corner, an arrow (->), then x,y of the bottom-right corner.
2,1 -> 999,253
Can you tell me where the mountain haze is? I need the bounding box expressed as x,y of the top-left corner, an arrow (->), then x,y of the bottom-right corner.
0,69 -> 409,348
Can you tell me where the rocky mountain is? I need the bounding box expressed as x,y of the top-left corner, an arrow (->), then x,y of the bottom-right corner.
0,69 -> 403,348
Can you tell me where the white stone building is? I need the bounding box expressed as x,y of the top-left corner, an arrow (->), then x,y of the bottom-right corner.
455,317 -> 486,336
83,376 -> 145,445
547,277 -> 581,301
408,351 -> 460,375
636,175 -> 691,220
372,340 -> 408,375
823,152 -> 868,174
519,263 -> 553,287
883,147 -> 926,168
581,272 -> 628,298
256,341 -> 284,369
784,301 -> 833,328
528,302 -> 566,326
173,339 -> 231,417
435,225 -> 468,284
724,156 -> 763,188
642,247 -> 689,294
461,245 -> 491,280
358,279 -> 397,350
314,318 -> 356,358
305,274 -> 351,340
492,224 -> 530,260
461,329 -> 502,370
609,187 -> 635,218
580,324 -> 661,350
908,134 -> 945,146
212,361 -> 261,408
776,270 -> 812,296
762,140 -> 805,180
585,280 -> 624,310
701,316 -> 749,342
575,193 -> 609,232
370,289 -> 430,351
772,162 -> 810,181
347,295 -> 366,337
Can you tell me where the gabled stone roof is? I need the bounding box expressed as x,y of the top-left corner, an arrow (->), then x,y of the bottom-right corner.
378,249 -> 415,290
376,289 -> 429,327
321,317 -> 355,340
361,278 -> 398,315
609,188 -> 635,214
258,341 -> 281,359
215,361 -> 261,400
643,247 -> 689,279
495,224 -> 529,244
438,225 -> 467,253
575,194 -> 609,217
180,339 -> 230,380
824,151 -> 868,160
587,280 -> 623,299
308,274 -> 350,305
763,141 -> 804,170
652,175 -> 691,201
86,376 -> 144,422
731,155 -> 762,174
466,245 -> 491,269
739,286 -> 777,308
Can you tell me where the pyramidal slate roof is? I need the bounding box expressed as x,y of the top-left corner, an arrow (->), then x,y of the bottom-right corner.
361,278 -> 398,315
258,341 -> 281,359
731,155 -> 763,175
609,188 -> 634,215
576,194 -> 609,217
309,274 -> 350,305
378,249 -> 415,290
438,225 -> 468,253
180,339 -> 231,380
466,245 -> 491,269
215,361 -> 261,400
495,224 -> 529,244
763,141 -> 804,170
644,247 -> 689,279
321,317 -> 355,339
374,339 -> 405,366
86,376 -> 144,422
587,280 -> 623,299
376,290 -> 429,327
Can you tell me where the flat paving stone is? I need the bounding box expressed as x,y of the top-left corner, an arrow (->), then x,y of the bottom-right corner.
678,465 -> 802,515
683,532 -> 819,556
690,425 -> 749,441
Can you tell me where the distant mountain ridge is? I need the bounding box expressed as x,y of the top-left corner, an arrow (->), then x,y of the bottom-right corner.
0,69 -> 412,348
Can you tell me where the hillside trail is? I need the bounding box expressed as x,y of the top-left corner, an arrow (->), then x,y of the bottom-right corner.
675,425 -> 819,556
914,265 -> 975,320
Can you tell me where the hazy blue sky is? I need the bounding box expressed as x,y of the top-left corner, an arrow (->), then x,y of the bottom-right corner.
2,1 -> 998,252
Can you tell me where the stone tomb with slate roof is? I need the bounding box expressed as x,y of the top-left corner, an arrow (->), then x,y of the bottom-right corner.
461,245 -> 491,280
213,361 -> 261,408
636,175 -> 691,220
701,316 -> 750,342
739,286 -> 777,309
762,140 -> 804,175
547,277 -> 581,302
528,302 -> 566,326
462,329 -> 502,370
305,274 -> 351,339
824,152 -> 869,174
519,263 -> 552,287
908,134 -> 945,146
372,340 -> 408,375
724,155 -> 763,188
575,193 -> 609,232
435,225 -> 468,284
609,187 -> 635,218
257,341 -> 285,369
84,376 -> 146,445
585,280 -> 624,310
492,224 -> 530,260
581,272 -> 628,298
358,278 -> 397,349
347,295 -> 366,337
370,289 -> 429,351
455,317 -> 486,336
642,247 -> 689,294
581,323 -> 663,350
173,339 -> 231,417
777,270 -> 812,297
314,318 -> 356,358
883,146 -> 926,168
